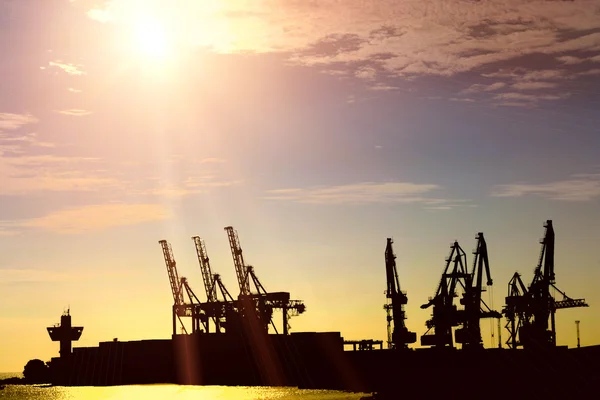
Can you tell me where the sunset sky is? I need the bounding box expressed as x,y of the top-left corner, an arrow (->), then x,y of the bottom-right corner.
1,0 -> 599,372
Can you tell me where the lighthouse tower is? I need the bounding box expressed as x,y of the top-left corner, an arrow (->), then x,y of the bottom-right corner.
47,309 -> 84,358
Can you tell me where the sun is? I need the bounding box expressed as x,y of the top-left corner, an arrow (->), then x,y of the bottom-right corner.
133,18 -> 169,59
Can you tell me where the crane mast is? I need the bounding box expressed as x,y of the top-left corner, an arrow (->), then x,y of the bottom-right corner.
383,238 -> 416,349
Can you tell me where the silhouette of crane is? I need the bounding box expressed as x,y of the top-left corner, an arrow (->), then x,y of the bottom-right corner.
159,240 -> 207,335
503,220 -> 588,349
224,226 -> 305,334
192,235 -> 239,333
383,238 -> 416,349
421,240 -> 470,348
456,233 -> 501,349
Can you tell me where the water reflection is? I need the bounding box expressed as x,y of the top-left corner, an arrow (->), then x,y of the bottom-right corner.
1,384 -> 367,400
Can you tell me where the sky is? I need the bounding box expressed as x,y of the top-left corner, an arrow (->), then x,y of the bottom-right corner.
1,0 -> 599,372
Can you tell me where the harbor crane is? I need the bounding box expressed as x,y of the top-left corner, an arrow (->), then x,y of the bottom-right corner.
159,240 -> 207,335
224,226 -> 306,335
192,235 -> 239,333
503,220 -> 588,349
383,238 -> 416,349
455,233 -> 502,349
421,234 -> 501,349
421,241 -> 470,348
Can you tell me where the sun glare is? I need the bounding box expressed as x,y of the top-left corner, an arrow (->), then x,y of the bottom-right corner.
133,19 -> 169,59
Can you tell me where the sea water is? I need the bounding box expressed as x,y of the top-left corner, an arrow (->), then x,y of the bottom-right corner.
0,373 -> 368,400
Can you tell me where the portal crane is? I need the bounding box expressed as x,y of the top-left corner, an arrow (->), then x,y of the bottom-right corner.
456,233 -> 502,349
192,235 -> 240,334
420,241 -> 470,348
504,272 -> 529,349
383,238 -> 416,349
159,240 -> 207,335
223,226 -> 306,334
502,220 -> 589,349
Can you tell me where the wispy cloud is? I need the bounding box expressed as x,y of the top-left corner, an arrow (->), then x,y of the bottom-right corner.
3,203 -> 171,234
577,68 -> 600,76
68,87 -> 82,93
134,176 -> 242,198
0,114 -> 54,153
462,82 -> 506,94
557,55 -> 585,65
0,155 -> 118,195
264,181 -> 464,206
492,174 -> 600,202
493,101 -> 536,108
450,97 -> 475,103
48,61 -> 86,76
55,109 -> 92,116
510,82 -> 558,90
493,92 -> 564,102
0,113 -> 38,131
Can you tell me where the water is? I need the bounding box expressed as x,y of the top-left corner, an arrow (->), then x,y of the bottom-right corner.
0,373 -> 368,400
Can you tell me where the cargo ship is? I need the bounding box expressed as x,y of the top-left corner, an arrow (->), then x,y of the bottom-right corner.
43,221 -> 598,398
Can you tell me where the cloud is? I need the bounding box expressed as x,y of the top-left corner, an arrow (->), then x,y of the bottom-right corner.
369,83 -> 399,91
55,109 -> 92,116
577,68 -> 600,76
0,113 -> 38,131
48,61 -> 86,75
557,55 -> 585,65
0,114 -> 54,153
492,174 -> 600,201
493,92 -> 566,104
68,87 -> 82,93
133,176 -> 242,198
520,69 -> 566,81
83,1 -> 600,79
263,181 -> 463,206
0,132 -> 55,148
450,97 -> 476,103
462,82 -> 506,94
0,155 -> 119,195
4,203 -> 171,234
510,81 -> 558,90
355,67 -> 377,80
493,101 -> 536,108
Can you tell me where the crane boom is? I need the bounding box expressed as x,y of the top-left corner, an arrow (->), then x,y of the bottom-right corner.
159,240 -> 184,306
192,236 -> 217,303
225,226 -> 251,296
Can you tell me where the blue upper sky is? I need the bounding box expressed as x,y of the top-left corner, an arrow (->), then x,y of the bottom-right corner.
0,0 -> 599,371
